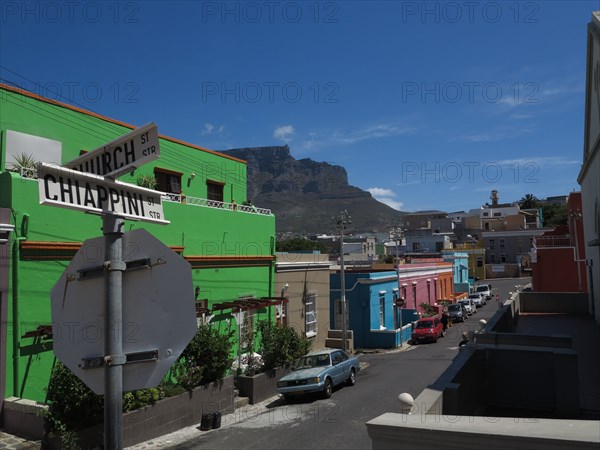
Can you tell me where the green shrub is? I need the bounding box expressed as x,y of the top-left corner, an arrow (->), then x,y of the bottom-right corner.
136,173 -> 158,189
180,323 -> 235,384
43,362 -> 104,449
419,303 -> 439,317
257,321 -> 312,371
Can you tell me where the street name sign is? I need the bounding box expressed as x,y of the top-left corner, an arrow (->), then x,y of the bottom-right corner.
37,162 -> 169,224
64,122 -> 159,178
50,229 -> 198,394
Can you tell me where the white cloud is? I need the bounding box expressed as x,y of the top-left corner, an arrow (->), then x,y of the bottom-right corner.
495,156 -> 580,167
368,187 -> 396,198
298,119 -> 416,152
378,198 -> 405,210
510,113 -> 533,120
368,187 -> 404,211
274,125 -> 295,141
202,123 -> 225,135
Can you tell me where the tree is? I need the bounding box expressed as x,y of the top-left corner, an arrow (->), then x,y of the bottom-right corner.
541,203 -> 568,227
519,194 -> 540,209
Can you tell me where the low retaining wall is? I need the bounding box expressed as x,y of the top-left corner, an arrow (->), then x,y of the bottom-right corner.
520,292 -> 590,314
237,368 -> 290,405
45,376 -> 234,449
2,397 -> 47,441
367,414 -> 600,450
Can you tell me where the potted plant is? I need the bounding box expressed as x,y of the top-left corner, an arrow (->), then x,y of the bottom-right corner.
236,321 -> 311,404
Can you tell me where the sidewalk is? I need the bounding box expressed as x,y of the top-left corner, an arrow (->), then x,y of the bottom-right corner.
0,430 -> 40,450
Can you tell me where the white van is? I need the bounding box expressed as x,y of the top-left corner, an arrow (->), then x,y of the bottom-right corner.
475,283 -> 492,300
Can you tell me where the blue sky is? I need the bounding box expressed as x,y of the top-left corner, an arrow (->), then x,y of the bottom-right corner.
2,0 -> 598,213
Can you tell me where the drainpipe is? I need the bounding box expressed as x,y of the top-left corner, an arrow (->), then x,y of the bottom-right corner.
269,235 -> 275,323
12,214 -> 28,397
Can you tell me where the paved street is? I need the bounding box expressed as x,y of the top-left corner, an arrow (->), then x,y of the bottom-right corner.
0,278 -> 529,450
160,278 -> 527,450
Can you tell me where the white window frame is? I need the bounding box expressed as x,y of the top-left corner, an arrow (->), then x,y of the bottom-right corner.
305,292 -> 317,338
379,294 -> 385,329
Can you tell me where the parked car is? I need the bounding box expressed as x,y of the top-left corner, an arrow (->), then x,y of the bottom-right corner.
276,349 -> 359,401
458,298 -> 476,315
448,303 -> 467,322
412,317 -> 444,344
475,283 -> 492,300
469,292 -> 486,307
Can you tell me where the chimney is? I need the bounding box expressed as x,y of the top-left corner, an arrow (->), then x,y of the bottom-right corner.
490,190 -> 499,206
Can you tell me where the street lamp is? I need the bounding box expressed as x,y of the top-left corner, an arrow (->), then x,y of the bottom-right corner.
466,234 -> 477,286
335,211 -> 351,353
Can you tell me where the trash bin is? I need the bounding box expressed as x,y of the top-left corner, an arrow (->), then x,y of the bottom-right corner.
212,411 -> 222,429
200,413 -> 214,431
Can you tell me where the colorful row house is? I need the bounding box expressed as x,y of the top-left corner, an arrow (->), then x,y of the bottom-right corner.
442,250 -> 471,293
0,84 -> 277,409
329,262 -> 454,349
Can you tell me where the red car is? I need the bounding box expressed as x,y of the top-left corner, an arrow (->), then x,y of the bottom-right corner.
411,317 -> 444,344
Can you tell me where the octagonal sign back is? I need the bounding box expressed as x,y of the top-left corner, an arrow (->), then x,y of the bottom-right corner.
50,228 -> 197,394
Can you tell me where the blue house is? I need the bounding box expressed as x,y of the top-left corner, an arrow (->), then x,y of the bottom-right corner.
330,271 -> 413,349
442,250 -> 470,294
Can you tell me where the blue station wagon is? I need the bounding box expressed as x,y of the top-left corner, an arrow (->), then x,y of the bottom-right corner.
276,349 -> 360,400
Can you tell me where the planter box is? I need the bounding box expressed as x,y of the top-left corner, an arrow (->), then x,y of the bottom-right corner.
45,376 -> 234,449
237,367 -> 290,405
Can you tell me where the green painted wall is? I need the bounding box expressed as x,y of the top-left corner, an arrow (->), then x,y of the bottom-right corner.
0,86 -> 276,402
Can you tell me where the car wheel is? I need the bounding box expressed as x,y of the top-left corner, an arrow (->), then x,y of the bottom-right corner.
347,368 -> 356,386
323,378 -> 333,398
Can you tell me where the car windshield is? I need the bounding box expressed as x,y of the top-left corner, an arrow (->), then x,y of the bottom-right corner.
448,305 -> 460,311
476,286 -> 488,292
416,321 -> 434,329
294,354 -> 330,369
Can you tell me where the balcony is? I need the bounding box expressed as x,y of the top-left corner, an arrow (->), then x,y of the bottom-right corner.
161,193 -> 272,216
534,235 -> 572,248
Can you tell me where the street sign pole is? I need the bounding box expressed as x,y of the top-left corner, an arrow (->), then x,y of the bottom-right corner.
104,214 -> 125,449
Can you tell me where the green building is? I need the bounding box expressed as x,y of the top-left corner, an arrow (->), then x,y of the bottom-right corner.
0,84 -> 276,406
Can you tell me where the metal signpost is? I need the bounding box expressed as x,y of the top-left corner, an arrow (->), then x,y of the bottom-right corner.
39,124 -> 196,449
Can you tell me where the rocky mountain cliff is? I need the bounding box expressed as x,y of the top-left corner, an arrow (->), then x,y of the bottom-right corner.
221,146 -> 406,234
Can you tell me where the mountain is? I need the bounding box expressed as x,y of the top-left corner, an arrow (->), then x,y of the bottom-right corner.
220,146 -> 406,234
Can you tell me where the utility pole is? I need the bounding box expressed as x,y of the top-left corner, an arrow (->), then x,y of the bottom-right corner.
335,211 -> 351,353
391,226 -> 404,346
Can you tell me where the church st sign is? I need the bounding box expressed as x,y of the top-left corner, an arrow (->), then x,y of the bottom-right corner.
64,122 -> 159,178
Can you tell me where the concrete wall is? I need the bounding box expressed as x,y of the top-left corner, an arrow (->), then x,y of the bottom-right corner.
532,247 -> 587,292
485,263 -> 521,278
367,413 -> 600,450
422,298 -> 581,418
520,292 -> 590,314
578,11 -> 600,325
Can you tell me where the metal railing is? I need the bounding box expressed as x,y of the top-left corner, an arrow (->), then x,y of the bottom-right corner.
533,235 -> 572,247
161,194 -> 272,216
